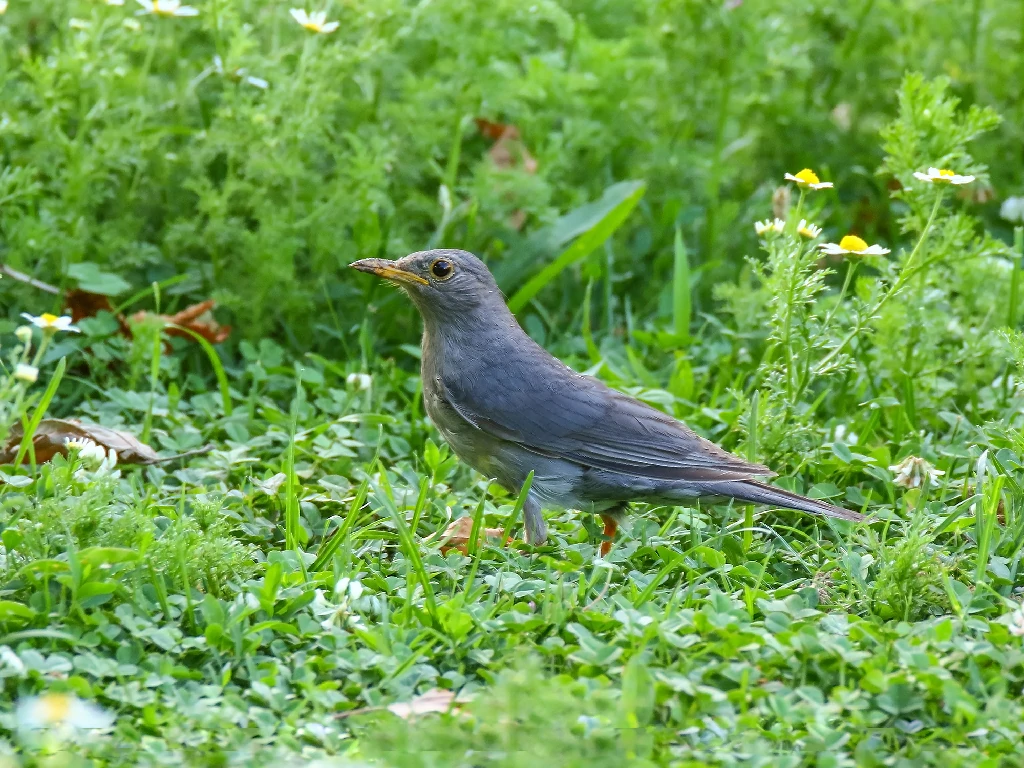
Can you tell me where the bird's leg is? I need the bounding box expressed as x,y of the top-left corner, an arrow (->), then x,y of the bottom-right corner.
599,505 -> 628,556
522,492 -> 547,546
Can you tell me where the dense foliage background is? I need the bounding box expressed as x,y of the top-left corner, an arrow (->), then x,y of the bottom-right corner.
2,0 -> 1024,765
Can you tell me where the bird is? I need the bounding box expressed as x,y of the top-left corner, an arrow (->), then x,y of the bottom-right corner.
350,249 -> 864,555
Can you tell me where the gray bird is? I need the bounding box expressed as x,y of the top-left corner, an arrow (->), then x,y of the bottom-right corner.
351,249 -> 864,554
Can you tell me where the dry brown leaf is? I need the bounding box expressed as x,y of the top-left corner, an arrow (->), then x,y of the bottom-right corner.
0,419 -> 160,465
131,299 -> 232,344
474,118 -> 537,231
475,117 -> 537,174
474,117 -> 516,141
335,688 -> 472,720
438,516 -> 505,554
66,289 -> 134,335
386,689 -> 461,719
1,263 -> 231,347
252,472 -> 288,496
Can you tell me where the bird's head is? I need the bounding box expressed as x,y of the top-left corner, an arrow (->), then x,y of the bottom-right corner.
350,249 -> 505,323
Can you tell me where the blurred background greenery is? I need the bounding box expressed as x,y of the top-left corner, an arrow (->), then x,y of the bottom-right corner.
1,0 -> 1022,350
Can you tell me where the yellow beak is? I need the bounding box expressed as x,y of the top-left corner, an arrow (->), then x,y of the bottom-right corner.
349,259 -> 428,286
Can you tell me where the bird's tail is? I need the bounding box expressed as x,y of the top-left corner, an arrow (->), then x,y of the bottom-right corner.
703,479 -> 865,522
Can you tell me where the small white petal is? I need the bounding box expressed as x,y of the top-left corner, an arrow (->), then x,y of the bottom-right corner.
858,245 -> 891,255
320,21 -> 340,33
818,243 -> 848,255
14,364 -> 38,383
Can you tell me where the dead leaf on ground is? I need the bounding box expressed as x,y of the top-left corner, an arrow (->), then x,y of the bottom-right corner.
0,419 -> 161,465
66,289 -> 133,334
132,299 -> 232,344
474,117 -> 538,231
336,688 -> 472,720
386,688 -> 465,719
0,266 -> 230,346
252,472 -> 288,496
438,516 -> 505,554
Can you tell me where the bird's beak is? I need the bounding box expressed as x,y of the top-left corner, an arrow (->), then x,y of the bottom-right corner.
349,258 -> 428,286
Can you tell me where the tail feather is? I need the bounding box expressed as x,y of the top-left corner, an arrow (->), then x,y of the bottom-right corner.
708,479 -> 864,522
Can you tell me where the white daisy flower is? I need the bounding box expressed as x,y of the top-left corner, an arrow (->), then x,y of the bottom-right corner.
13,364 -> 38,383
1008,607 -> 1024,638
64,437 -> 108,468
797,219 -> 822,239
754,218 -> 786,236
334,577 -> 364,600
0,645 -> 25,675
0,1 -> 8,14
290,8 -> 339,34
20,313 -> 80,334
889,456 -> 944,489
136,0 -> 199,17
784,168 -> 833,190
346,372 -> 372,390
16,693 -> 114,735
818,235 -> 890,257
1000,196 -> 1024,224
912,167 -> 975,185
210,55 -> 269,89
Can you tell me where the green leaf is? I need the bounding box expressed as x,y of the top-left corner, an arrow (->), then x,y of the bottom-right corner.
67,262 -> 132,296
0,600 -> 35,622
672,227 -> 691,341
77,547 -> 141,568
507,181 -> 646,313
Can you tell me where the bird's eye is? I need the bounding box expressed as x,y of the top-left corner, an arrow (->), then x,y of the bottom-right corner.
430,258 -> 454,280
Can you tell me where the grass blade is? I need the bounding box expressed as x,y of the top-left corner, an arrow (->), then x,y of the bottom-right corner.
13,357 -> 67,469
165,323 -> 232,417
673,227 -> 691,341
507,181 -> 646,313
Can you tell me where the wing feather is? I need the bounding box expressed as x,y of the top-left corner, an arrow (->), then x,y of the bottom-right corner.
439,363 -> 773,482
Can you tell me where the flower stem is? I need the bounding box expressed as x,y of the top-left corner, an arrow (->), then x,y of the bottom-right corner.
140,23 -> 162,83
815,191 -> 944,374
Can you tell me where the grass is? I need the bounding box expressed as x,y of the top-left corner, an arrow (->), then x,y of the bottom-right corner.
1,1 -> 1024,766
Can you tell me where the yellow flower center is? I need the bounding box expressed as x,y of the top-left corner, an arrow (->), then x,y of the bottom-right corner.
303,22 -> 321,31
937,169 -> 955,177
794,168 -> 820,185
40,313 -> 59,325
838,235 -> 869,252
39,694 -> 72,723
798,226 -> 815,238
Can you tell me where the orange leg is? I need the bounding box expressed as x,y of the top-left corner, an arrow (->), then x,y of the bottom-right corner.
599,514 -> 619,556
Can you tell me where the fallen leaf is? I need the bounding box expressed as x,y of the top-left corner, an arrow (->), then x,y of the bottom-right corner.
0,263 -> 230,347
474,117 -> 516,141
131,299 -> 232,344
386,688 -> 463,719
252,472 -> 288,496
66,289 -> 133,334
438,516 -> 505,554
335,688 -> 472,720
474,118 -> 537,231
0,419 -> 160,465
475,117 -> 537,174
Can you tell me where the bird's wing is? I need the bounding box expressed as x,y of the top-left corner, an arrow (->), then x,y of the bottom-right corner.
437,364 -> 774,482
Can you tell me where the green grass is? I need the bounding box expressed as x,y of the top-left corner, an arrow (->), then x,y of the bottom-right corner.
2,1 -> 1024,766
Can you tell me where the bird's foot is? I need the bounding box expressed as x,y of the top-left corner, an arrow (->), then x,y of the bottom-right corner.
599,513 -> 619,557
